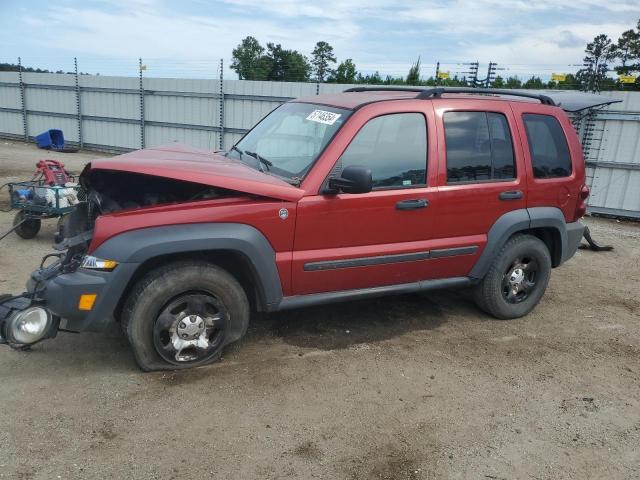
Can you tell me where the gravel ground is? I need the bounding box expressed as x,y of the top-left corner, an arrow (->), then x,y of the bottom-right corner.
0,141 -> 639,479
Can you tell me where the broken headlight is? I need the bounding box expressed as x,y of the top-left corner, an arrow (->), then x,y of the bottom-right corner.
80,255 -> 118,272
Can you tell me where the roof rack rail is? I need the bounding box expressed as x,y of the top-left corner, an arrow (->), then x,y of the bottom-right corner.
343,86 -> 556,106
344,87 -> 428,94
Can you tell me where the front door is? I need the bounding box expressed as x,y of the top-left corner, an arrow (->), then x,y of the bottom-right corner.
292,108 -> 439,295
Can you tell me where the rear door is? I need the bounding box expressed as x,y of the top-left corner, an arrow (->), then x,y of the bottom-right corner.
510,103 -> 584,221
291,102 -> 440,295
431,99 -> 528,277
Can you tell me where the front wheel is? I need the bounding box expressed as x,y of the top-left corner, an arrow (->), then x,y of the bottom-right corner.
122,261 -> 250,371
473,234 -> 551,319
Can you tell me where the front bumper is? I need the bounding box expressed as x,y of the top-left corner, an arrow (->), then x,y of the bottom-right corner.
26,261 -> 139,333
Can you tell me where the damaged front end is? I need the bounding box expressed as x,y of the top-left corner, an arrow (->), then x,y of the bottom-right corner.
1,163 -> 235,348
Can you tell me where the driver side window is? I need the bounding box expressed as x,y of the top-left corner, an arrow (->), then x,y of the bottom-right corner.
339,113 -> 427,188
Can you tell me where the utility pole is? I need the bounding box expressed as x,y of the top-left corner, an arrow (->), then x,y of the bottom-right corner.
464,61 -> 479,87
485,62 -> 498,88
435,61 -> 440,86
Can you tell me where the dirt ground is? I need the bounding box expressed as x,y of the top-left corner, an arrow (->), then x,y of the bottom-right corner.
0,140 -> 639,480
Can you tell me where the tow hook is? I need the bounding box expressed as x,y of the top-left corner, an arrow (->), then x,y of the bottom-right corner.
0,294 -> 58,348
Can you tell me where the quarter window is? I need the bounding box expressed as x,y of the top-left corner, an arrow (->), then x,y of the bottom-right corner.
522,114 -> 572,178
444,111 -> 515,183
339,113 -> 427,188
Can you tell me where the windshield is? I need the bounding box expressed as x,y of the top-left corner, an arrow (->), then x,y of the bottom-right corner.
226,102 -> 351,182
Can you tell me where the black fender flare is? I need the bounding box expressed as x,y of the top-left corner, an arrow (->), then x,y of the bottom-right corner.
93,223 -> 284,310
469,207 -> 568,280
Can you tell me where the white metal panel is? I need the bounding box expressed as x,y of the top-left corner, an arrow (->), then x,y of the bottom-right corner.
22,72 -> 76,87
25,88 -> 76,115
81,90 -> 138,119
82,119 -> 140,150
0,85 -> 21,109
583,92 -> 640,217
26,114 -> 78,142
0,111 -> 23,135
601,91 -> 640,111
0,72 -> 20,83
80,75 -> 139,120
145,125 -> 219,151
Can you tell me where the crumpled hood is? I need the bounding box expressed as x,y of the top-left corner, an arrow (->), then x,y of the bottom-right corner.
89,143 -> 304,202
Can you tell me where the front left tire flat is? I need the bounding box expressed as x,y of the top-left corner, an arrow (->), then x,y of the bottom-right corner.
122,261 -> 249,371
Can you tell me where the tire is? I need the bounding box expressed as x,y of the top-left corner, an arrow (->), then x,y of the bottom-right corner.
13,211 -> 41,239
122,261 -> 250,371
473,234 -> 551,320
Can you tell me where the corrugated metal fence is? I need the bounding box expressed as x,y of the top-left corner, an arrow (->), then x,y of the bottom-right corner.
0,72 -> 638,218
579,92 -> 640,218
0,71 -> 351,153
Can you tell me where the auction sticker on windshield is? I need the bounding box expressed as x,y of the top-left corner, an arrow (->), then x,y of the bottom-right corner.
306,110 -> 342,125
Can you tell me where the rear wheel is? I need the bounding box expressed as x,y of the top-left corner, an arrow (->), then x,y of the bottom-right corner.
473,234 -> 551,319
122,261 -> 249,371
13,211 -> 41,239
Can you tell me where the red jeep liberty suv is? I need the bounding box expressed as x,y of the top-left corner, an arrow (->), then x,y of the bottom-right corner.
1,87 -> 589,370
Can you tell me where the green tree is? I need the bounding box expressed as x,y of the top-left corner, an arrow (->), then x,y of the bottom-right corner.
523,76 -> 544,89
368,71 -> 383,84
406,57 -> 421,85
333,59 -> 357,83
505,76 -> 522,89
558,73 -> 578,90
311,41 -> 337,82
492,75 -> 505,88
576,34 -> 616,91
613,24 -> 640,75
231,36 -> 269,80
265,43 -> 311,82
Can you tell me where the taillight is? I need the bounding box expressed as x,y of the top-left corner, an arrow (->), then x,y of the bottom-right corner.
580,184 -> 590,200
575,184 -> 590,219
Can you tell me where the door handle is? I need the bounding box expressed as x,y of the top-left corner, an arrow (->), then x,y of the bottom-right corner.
396,198 -> 429,210
498,190 -> 523,201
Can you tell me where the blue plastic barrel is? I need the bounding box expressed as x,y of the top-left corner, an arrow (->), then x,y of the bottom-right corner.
35,129 -> 65,149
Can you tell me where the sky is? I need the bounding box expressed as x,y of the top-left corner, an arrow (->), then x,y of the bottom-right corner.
1,0 -> 639,80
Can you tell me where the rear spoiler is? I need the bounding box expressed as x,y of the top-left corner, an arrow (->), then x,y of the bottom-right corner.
522,90 -> 623,113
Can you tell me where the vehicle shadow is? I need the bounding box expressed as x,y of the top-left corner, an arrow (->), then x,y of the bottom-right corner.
0,329 -> 137,379
248,291 -> 464,350
0,288 -> 478,379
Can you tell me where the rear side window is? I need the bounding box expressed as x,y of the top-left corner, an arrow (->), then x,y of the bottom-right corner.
339,113 -> 427,188
522,114 -> 572,178
444,111 -> 515,183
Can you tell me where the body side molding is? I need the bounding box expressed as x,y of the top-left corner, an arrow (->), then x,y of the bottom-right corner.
303,246 -> 478,272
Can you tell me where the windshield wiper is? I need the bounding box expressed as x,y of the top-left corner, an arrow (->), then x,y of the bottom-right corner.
229,145 -> 245,159
244,151 -> 272,172
228,146 -> 297,184
228,146 -> 272,172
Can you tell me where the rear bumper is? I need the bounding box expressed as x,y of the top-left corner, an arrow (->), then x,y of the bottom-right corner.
27,262 -> 139,333
561,220 -> 585,264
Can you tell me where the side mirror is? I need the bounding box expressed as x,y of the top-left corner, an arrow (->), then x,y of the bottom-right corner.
327,165 -> 373,194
